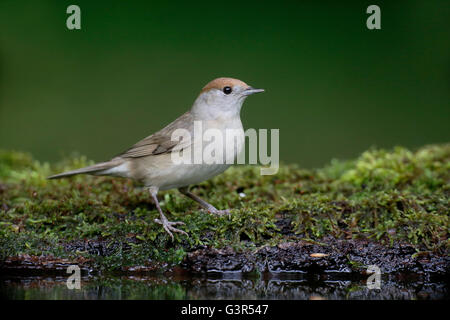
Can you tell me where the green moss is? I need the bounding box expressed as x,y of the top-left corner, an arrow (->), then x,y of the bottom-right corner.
0,144 -> 448,271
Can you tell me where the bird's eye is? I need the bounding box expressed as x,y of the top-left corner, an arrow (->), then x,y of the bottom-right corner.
223,86 -> 232,94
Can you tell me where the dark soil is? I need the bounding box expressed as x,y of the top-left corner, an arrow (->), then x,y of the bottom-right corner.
182,237 -> 449,275
2,235 -> 448,277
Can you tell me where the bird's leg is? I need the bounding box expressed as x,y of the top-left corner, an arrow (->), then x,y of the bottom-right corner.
149,187 -> 188,240
178,186 -> 230,216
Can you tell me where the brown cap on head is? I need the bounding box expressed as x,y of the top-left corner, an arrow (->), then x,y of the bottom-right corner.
200,77 -> 249,94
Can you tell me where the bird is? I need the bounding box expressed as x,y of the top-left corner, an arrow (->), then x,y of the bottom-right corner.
48,77 -> 265,239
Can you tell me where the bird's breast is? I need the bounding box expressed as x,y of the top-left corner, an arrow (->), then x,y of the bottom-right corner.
200,117 -> 245,164
133,117 -> 245,190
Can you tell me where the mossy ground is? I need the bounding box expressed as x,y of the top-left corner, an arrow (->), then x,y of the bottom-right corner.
0,144 -> 448,273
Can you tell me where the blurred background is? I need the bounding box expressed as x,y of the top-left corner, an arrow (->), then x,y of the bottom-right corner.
0,0 -> 448,168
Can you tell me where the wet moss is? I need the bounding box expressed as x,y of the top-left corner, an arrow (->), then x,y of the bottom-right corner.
0,144 -> 448,272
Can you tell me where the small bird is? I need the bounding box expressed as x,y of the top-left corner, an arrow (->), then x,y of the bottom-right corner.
48,77 -> 264,239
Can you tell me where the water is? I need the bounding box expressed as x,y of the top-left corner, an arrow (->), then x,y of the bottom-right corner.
1,272 -> 447,300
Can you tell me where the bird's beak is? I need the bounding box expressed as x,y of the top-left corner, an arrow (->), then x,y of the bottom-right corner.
243,86 -> 265,96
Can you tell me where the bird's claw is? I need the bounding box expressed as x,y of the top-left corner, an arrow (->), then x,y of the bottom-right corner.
207,208 -> 231,216
155,218 -> 188,241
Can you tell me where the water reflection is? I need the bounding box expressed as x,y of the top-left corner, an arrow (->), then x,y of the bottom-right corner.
1,273 -> 447,300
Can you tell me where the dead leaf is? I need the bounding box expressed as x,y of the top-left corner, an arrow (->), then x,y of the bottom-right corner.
310,253 -> 329,258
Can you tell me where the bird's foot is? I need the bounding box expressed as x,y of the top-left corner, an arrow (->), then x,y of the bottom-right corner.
207,208 -> 231,216
155,216 -> 188,241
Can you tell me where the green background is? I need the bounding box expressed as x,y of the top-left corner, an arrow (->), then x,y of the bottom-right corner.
0,0 -> 448,167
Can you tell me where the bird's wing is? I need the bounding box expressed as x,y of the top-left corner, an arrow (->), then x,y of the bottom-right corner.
115,111 -> 194,159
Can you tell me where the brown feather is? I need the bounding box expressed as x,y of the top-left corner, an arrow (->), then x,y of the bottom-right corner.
47,160 -> 123,179
200,77 -> 249,94
116,111 -> 194,159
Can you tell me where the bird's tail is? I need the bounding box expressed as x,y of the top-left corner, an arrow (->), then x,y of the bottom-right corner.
47,159 -> 123,180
